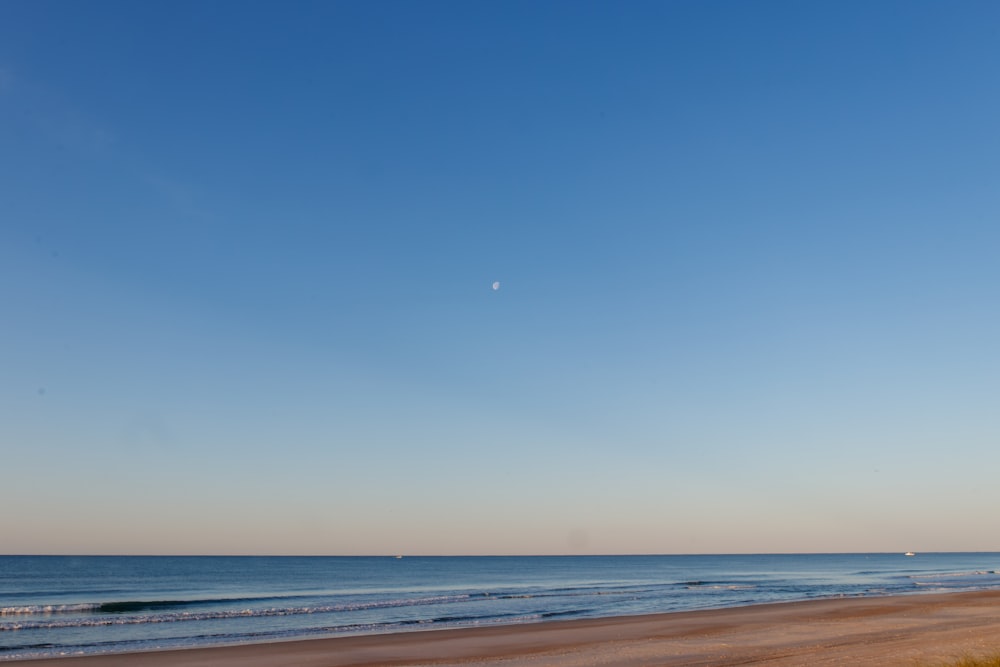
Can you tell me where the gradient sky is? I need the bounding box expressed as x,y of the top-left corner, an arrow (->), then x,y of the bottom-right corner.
2,0 -> 1000,556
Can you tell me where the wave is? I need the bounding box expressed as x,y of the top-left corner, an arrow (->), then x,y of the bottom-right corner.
484,583 -> 682,601
96,598 -> 269,613
0,604 -> 101,616
3,587 -> 561,618
0,586 -> 636,627
0,594 -> 474,632
0,594 -> 318,617
908,571 -> 1000,579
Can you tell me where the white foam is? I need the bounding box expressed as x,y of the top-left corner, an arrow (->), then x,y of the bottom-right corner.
0,604 -> 100,616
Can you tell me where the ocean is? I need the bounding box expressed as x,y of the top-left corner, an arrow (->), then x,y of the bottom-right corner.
3,553 -> 1000,660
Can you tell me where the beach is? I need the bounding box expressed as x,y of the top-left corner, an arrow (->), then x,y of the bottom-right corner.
8,590 -> 1000,666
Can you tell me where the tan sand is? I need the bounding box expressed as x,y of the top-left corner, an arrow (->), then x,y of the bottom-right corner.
9,590 -> 1000,666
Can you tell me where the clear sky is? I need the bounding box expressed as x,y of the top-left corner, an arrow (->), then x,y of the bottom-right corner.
2,0 -> 999,556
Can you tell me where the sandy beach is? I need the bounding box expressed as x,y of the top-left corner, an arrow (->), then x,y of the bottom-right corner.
8,590 -> 1000,666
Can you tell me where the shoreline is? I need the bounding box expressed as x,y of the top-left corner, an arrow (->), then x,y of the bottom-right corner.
8,590 -> 1000,666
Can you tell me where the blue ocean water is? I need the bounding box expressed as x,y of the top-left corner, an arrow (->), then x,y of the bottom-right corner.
2,553 -> 1000,660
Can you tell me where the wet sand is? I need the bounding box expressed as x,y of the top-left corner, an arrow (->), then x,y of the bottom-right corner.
10,590 -> 1000,666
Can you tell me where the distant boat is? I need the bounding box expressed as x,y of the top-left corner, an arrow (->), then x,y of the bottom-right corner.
395,555 -> 403,559
904,552 -> 915,557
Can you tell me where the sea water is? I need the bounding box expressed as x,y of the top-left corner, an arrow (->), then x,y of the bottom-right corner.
3,553 -> 1000,660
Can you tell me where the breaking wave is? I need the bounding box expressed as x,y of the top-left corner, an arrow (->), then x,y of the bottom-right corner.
1,594 -> 477,632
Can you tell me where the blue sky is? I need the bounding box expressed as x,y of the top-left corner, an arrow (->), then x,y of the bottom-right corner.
2,0 -> 999,555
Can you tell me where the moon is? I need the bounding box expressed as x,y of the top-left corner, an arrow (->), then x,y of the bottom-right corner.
491,281 -> 500,291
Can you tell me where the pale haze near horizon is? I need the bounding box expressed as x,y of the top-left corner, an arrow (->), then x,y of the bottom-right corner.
2,0 -> 999,556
